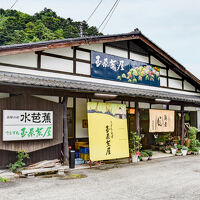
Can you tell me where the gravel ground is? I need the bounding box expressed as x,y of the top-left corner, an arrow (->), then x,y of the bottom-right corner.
1,156 -> 200,200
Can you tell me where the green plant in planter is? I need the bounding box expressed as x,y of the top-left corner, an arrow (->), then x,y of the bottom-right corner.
182,146 -> 188,150
143,150 -> 153,157
190,147 -> 199,152
9,150 -> 29,173
140,151 -> 149,157
177,144 -> 183,150
188,127 -> 198,140
129,132 -> 142,155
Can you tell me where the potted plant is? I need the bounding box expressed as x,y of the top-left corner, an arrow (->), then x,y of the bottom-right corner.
140,151 -> 149,161
171,145 -> 177,156
191,147 -> 199,155
143,150 -> 153,160
129,132 -> 142,163
181,146 -> 188,156
164,146 -> 171,154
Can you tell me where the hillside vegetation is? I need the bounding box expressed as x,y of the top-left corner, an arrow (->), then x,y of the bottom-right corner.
0,8 -> 102,46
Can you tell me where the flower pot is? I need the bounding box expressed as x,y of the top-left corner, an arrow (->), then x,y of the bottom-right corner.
176,152 -> 182,156
165,150 -> 171,154
171,148 -> 177,156
187,151 -> 192,155
159,142 -> 164,146
181,149 -> 187,156
141,157 -> 148,161
131,155 -> 138,163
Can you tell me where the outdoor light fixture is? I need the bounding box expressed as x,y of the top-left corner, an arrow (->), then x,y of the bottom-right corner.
94,93 -> 118,98
155,98 -> 171,103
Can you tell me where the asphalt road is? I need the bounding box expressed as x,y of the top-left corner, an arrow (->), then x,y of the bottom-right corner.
1,156 -> 200,200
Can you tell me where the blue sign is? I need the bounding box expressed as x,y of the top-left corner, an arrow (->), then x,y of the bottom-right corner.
91,51 -> 160,87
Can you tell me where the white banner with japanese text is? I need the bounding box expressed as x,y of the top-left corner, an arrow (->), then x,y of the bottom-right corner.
149,109 -> 175,132
3,110 -> 53,141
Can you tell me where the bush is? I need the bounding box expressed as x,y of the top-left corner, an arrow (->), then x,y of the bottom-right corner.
9,150 -> 29,173
143,150 -> 153,157
0,176 -> 8,182
140,151 -> 149,157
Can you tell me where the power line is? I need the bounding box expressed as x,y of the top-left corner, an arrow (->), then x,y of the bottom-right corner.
100,0 -> 120,32
98,0 -> 119,31
10,0 -> 19,9
86,0 -> 103,23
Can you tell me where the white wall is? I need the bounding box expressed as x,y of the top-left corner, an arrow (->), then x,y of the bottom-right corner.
197,111 -> 200,131
76,62 -> 90,75
44,47 -> 73,57
0,93 -> 9,99
0,52 -> 37,68
80,44 -> 103,52
130,52 -> 148,63
160,77 -> 167,87
139,102 -> 150,109
41,56 -> 73,72
168,69 -> 181,79
184,80 -> 196,91
168,79 -> 182,89
33,95 -> 59,103
76,98 -> 88,138
169,105 -> 181,111
76,50 -> 90,61
151,104 -> 166,109
150,56 -> 166,68
105,46 -> 128,58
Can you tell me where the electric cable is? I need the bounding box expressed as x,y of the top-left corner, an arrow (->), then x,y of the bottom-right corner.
10,0 -> 19,9
86,0 -> 103,22
100,0 -> 120,32
98,0 -> 119,31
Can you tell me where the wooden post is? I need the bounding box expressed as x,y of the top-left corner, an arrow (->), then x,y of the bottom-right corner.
135,101 -> 140,135
63,96 -> 69,164
181,105 -> 185,145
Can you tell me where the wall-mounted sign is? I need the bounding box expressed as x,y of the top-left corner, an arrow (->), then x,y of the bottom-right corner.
149,109 -> 175,132
87,102 -> 129,161
3,110 -> 53,141
91,51 -> 160,87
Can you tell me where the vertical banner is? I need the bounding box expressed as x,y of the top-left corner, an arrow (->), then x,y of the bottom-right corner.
87,102 -> 129,161
149,109 -> 175,132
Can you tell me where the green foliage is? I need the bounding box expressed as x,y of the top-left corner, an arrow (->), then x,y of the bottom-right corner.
0,8 -> 102,46
129,132 -> 142,155
9,150 -> 29,173
182,146 -> 188,150
143,150 -> 153,157
188,127 -> 198,140
156,133 -> 172,145
0,176 -> 8,182
140,151 -> 149,157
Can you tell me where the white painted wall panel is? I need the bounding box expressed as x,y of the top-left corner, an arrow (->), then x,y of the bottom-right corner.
67,97 -> 73,108
184,80 -> 196,91
197,111 -> 200,131
151,104 -> 166,109
184,107 -> 197,111
160,77 -> 167,87
76,62 -> 90,75
150,56 -> 166,68
160,68 -> 167,76
0,93 -> 9,99
80,44 -> 103,52
168,79 -> 182,89
44,47 -> 73,57
130,52 -> 148,63
169,105 -> 181,111
130,102 -> 135,108
33,95 -> 59,103
0,52 -> 37,68
168,69 -> 181,79
76,50 -> 90,61
105,46 -> 128,58
139,103 -> 150,109
76,98 -> 88,138
41,56 -> 73,72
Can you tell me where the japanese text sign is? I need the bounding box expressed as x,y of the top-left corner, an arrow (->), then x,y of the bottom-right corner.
87,102 -> 129,161
3,110 -> 53,141
149,109 -> 175,132
91,51 -> 160,87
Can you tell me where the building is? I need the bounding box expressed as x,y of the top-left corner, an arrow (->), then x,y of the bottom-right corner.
0,29 -> 199,167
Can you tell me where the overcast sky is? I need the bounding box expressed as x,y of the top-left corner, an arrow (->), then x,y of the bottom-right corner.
1,0 -> 200,79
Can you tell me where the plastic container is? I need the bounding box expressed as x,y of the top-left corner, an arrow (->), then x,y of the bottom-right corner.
75,142 -> 88,150
80,147 -> 89,154
75,151 -> 79,158
75,158 -> 84,165
83,154 -> 89,161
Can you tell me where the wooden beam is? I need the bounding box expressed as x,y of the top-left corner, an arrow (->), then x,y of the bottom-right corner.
63,96 -> 69,164
135,101 -> 140,135
181,105 -> 185,145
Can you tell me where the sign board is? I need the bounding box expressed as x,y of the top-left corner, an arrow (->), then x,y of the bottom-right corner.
149,109 -> 175,132
3,110 -> 53,141
87,102 -> 129,161
91,51 -> 160,87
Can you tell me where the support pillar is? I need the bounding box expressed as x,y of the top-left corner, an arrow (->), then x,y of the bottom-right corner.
135,101 -> 140,135
63,96 -> 69,164
181,105 -> 185,145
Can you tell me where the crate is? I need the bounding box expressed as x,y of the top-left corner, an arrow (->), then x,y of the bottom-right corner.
75,158 -> 84,165
79,153 -> 84,159
80,147 -> 89,154
75,151 -> 79,158
75,142 -> 88,150
83,154 -> 89,161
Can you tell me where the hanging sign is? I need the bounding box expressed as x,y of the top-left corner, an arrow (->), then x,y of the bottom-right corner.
87,102 -> 129,161
91,51 -> 160,87
149,109 -> 175,132
3,110 -> 53,141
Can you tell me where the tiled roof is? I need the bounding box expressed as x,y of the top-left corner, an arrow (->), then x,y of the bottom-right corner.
0,71 -> 199,105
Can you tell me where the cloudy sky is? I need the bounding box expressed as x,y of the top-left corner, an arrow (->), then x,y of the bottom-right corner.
1,0 -> 200,78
